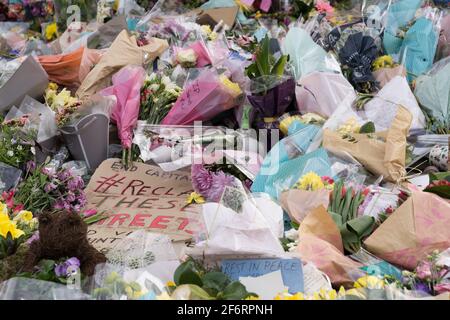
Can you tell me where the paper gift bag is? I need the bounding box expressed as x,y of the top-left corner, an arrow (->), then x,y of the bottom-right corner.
295,206 -> 362,286
0,56 -> 48,113
193,6 -> 239,28
76,30 -> 168,101
323,106 -> 412,183
280,189 -> 330,224
364,190 -> 450,270
37,46 -> 85,87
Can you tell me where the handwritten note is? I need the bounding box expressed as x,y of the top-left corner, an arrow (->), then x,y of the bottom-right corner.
221,258 -> 304,294
85,159 -> 200,254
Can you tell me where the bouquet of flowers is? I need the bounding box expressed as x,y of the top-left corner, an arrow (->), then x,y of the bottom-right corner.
161,68 -> 243,125
0,114 -> 37,168
44,82 -> 81,128
0,198 -> 37,259
14,161 -> 87,213
139,72 -> 182,124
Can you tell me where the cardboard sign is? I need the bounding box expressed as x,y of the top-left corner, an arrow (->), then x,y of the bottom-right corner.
85,159 -> 199,253
221,258 -> 304,294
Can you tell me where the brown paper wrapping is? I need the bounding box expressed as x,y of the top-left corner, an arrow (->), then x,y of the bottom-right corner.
323,106 -> 412,182
364,189 -> 450,270
76,30 -> 168,100
295,206 -> 362,286
280,189 -> 330,224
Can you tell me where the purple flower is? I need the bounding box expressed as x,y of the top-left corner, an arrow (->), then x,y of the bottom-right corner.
65,192 -> 76,203
44,182 -> 57,193
67,176 -> 84,191
26,231 -> 39,245
191,164 -> 214,196
57,170 -> 71,181
55,257 -> 81,277
207,171 -> 237,202
414,282 -> 431,294
53,199 -> 66,210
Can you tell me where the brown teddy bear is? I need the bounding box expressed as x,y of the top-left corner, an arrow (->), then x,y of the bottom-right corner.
23,211 -> 107,276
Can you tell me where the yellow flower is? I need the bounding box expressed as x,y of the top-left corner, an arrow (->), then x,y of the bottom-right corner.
279,115 -> 303,135
345,288 -> 367,299
337,117 -> 361,135
0,215 -> 25,239
48,82 -> 58,91
201,25 -> 212,35
255,11 -> 262,20
354,275 -> 385,289
186,192 -> 205,205
166,281 -> 176,287
372,55 -> 395,71
294,172 -> 325,191
208,32 -> 218,41
13,210 -> 33,223
219,75 -> 242,97
45,22 -> 58,41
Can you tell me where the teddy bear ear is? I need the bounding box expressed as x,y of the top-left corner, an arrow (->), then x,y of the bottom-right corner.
39,212 -> 52,225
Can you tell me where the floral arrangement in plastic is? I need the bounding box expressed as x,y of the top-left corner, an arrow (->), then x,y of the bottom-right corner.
0,114 -> 37,168
0,191 -> 37,259
45,82 -> 81,127
293,172 -> 334,191
14,161 -> 87,214
140,73 -> 182,124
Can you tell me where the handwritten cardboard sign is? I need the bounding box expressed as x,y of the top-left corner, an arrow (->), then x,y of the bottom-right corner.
221,258 -> 304,294
85,158 -> 199,253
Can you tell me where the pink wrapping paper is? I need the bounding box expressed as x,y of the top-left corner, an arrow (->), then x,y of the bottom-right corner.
100,65 -> 146,149
364,189 -> 450,270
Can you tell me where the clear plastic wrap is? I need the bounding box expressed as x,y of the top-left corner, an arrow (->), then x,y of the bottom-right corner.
0,277 -> 90,300
186,183 -> 285,258
0,162 -> 22,193
106,231 -> 177,270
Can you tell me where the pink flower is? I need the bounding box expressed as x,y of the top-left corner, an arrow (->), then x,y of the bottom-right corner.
416,261 -> 433,280
434,283 -> 450,294
82,209 -> 97,218
316,0 -> 334,16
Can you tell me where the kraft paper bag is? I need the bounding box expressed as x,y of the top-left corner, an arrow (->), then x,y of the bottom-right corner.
0,56 -> 49,113
192,6 -> 239,28
323,105 -> 412,183
280,189 -> 330,224
295,206 -> 362,286
76,30 -> 168,101
364,189 -> 450,270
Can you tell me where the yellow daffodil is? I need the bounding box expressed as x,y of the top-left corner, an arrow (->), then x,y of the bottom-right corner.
354,275 -> 385,290
294,172 -> 325,191
45,22 -> 58,41
166,281 -> 176,287
186,192 -> 206,205
13,210 -> 33,223
219,75 -> 242,97
0,215 -> 25,239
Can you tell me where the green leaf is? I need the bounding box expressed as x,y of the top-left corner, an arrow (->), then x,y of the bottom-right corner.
271,55 -> 288,77
329,211 -> 343,227
187,285 -> 215,300
359,121 -> 376,134
347,216 -> 375,239
221,281 -> 249,300
424,185 -> 450,199
202,272 -> 229,292
429,172 -> 450,183
173,260 -> 203,287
